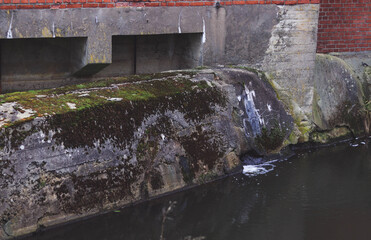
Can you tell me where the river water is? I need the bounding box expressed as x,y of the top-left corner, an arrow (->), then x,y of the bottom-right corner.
23,142 -> 371,240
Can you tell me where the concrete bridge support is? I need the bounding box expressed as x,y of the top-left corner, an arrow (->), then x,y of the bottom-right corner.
0,5 -> 319,115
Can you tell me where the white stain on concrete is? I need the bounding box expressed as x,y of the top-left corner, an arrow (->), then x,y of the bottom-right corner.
267,104 -> 272,111
0,102 -> 35,127
52,22 -> 55,38
242,84 -> 265,136
202,17 -> 206,44
7,12 -> 13,39
178,9 -> 183,33
66,103 -> 76,109
107,98 -> 123,102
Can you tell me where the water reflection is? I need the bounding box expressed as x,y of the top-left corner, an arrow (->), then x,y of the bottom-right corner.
22,143 -> 371,240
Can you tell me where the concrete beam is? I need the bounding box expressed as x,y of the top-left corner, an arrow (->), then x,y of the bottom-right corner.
0,7 -> 204,77
0,5 -> 319,105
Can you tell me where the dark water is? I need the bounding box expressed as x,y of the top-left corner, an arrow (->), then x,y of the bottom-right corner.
24,142 -> 371,240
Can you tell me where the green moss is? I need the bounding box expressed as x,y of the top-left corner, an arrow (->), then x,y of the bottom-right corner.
328,100 -> 363,135
256,122 -> 286,152
197,171 -> 219,184
284,130 -> 299,145
180,127 -> 224,172
226,65 -> 271,85
0,71 -> 212,129
310,127 -> 351,144
149,170 -> 164,190
194,66 -> 210,70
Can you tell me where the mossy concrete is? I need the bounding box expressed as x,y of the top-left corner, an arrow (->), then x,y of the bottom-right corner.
1,64 -> 369,238
0,70 -> 244,239
313,54 -> 365,136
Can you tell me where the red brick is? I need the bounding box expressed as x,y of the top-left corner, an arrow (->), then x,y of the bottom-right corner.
285,0 -> 297,5
145,2 -> 160,6
83,3 -> 99,7
66,3 -> 82,7
174,2 -> 189,6
130,2 -> 145,6
17,4 -> 34,8
115,2 -> 129,7
34,4 -> 50,8
190,1 -> 204,6
245,1 -> 258,4
0,5 -> 17,9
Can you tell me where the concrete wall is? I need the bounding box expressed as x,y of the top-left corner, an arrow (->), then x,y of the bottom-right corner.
97,33 -> 202,77
0,38 -> 86,92
0,4 -> 320,114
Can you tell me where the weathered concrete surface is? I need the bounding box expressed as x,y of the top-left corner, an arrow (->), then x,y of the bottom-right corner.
214,68 -> 294,154
1,38 -> 87,92
0,71 -> 235,238
0,7 -> 204,81
328,52 -> 371,100
312,54 -> 365,137
259,4 -> 319,115
0,5 -> 319,99
0,68 -> 297,238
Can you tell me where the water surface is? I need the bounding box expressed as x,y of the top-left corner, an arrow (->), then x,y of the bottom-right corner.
24,142 -> 371,240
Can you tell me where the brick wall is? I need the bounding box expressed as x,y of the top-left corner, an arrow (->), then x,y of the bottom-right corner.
0,0 -> 319,10
317,0 -> 371,53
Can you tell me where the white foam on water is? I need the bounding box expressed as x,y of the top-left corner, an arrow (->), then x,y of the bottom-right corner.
242,159 -> 278,177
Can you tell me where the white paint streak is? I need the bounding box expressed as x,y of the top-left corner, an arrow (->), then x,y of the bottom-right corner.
202,18 -> 206,43
267,104 -> 272,111
244,84 -> 265,125
7,12 -> 13,39
52,22 -> 55,38
178,10 -> 183,33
